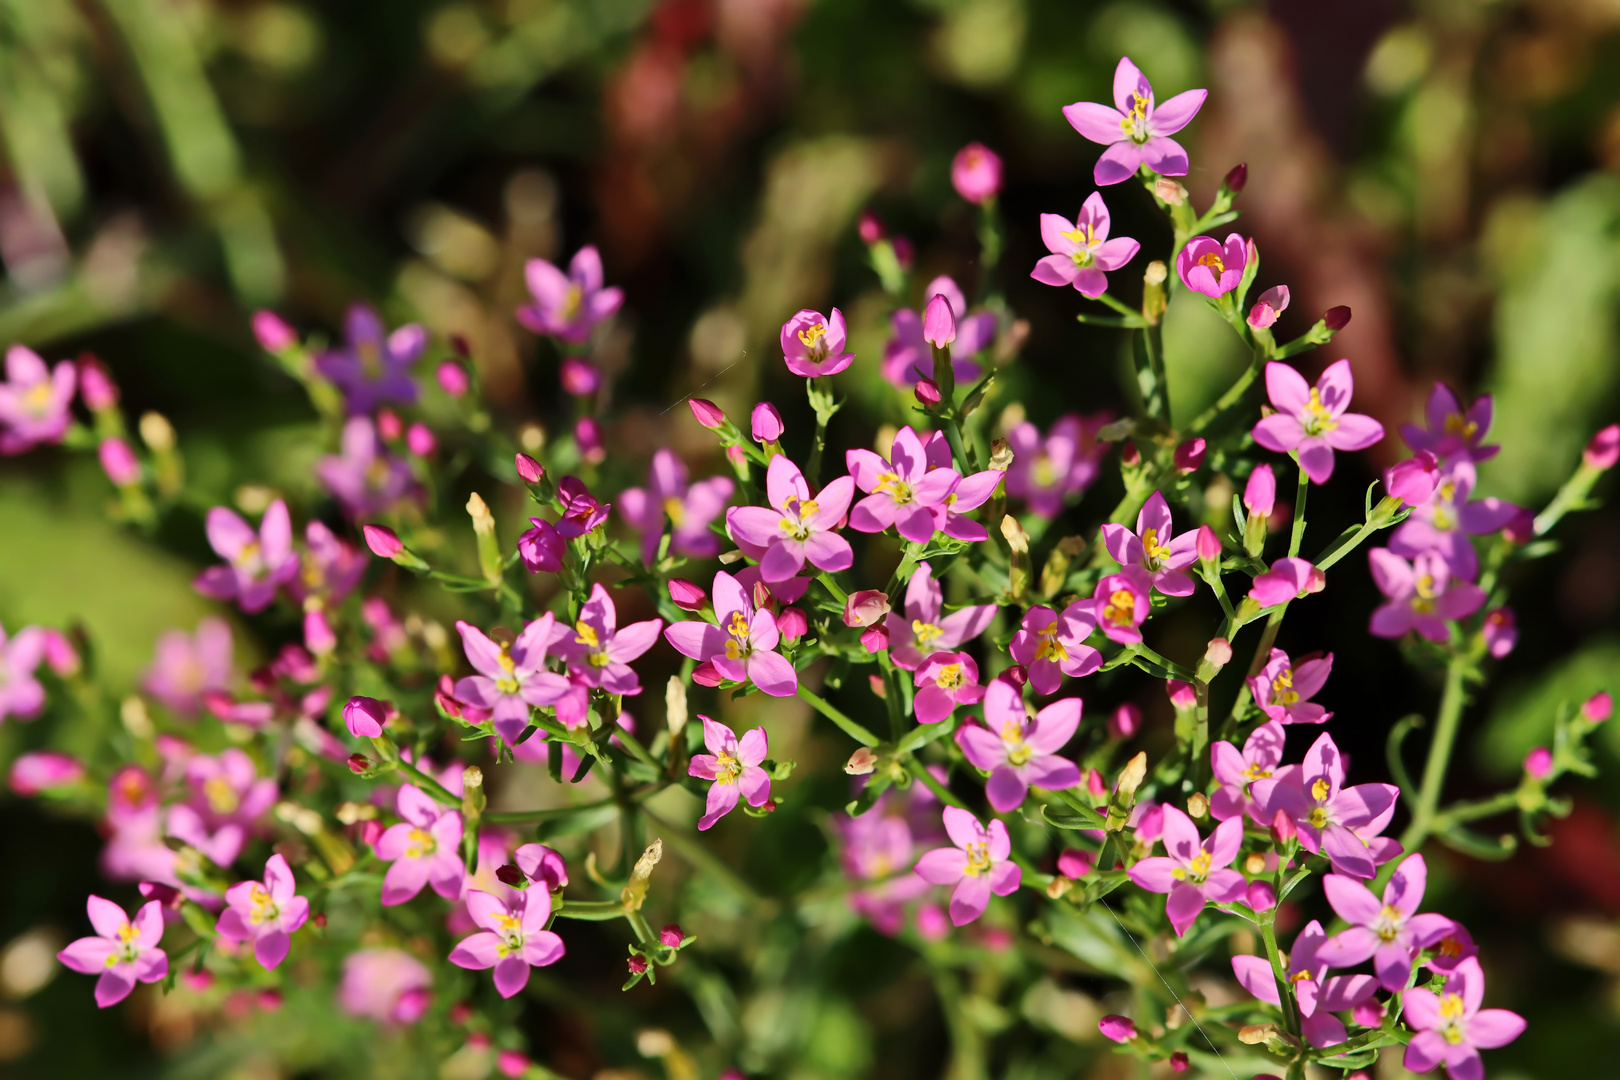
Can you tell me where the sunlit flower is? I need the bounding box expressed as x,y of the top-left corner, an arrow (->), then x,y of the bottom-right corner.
689,716 -> 770,830
1062,57 -> 1208,185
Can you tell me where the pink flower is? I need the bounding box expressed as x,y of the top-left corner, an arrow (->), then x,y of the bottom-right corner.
318,417 -> 418,518
1088,567 -> 1153,645
1403,957 -> 1525,1080
516,246 -> 624,344
57,896 -> 168,1007
555,476 -> 610,539
344,695 -> 388,738
1389,459 -> 1520,581
846,427 -> 962,543
1126,807 -> 1246,936
912,652 -> 986,724
1252,360 -> 1385,484
843,589 -> 891,628
780,308 -> 854,378
1385,451 -> 1441,506
1061,56 -> 1208,186
1249,648 -> 1334,725
1231,920 -> 1378,1049
0,345 -> 76,454
1400,383 -> 1498,463
164,749 -> 278,866
1368,549 -> 1486,642
726,455 -> 855,582
338,948 -> 432,1024
1583,691 -> 1613,723
923,294 -> 955,348
1247,285 -> 1290,328
1101,490 -> 1199,596
881,276 -> 996,388
448,889 -> 566,997
1004,414 -> 1107,518
1249,557 -> 1324,608
0,623 -> 45,722
1254,732 -> 1400,880
664,571 -> 798,697
9,750 -> 84,795
216,854 -> 310,970
957,679 -> 1082,811
1586,423 -> 1620,470
515,843 -> 568,890
1316,855 -> 1456,990
913,806 -> 1021,926
551,583 -> 662,694
559,357 -> 600,397
99,438 -> 140,485
751,402 -> 784,443
619,450 -> 734,564
951,142 -> 1002,204
1482,608 -> 1517,658
143,618 -> 234,716
193,500 -> 300,614
518,518 -> 565,572
376,784 -> 466,905
252,310 -> 298,353
1175,234 -> 1248,298
1030,192 -> 1140,297
1007,602 -> 1101,695
314,305 -> 424,415
453,614 -> 570,746
689,716 -> 771,830
884,562 -> 996,671
1209,720 -> 1289,823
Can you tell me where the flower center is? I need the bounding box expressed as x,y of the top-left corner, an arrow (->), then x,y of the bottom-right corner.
1173,850 -> 1212,884
1119,90 -> 1150,141
1374,904 -> 1404,942
1196,251 -> 1225,275
1140,527 -> 1171,567
1443,414 -> 1477,440
874,471 -> 914,504
1000,720 -> 1033,765
778,497 -> 820,541
723,611 -> 752,661
573,621 -> 599,649
1301,387 -> 1340,436
248,883 -> 280,927
492,911 -> 526,956
912,621 -> 944,648
1101,589 -> 1137,627
495,644 -> 521,695
204,776 -> 240,815
796,322 -> 829,360
24,379 -> 55,416
934,663 -> 964,690
1271,668 -> 1299,706
404,826 -> 436,859
560,284 -> 583,322
1033,621 -> 1069,663
1241,762 -> 1272,782
713,750 -> 741,786
963,841 -> 992,876
663,496 -> 685,527
1061,223 -> 1100,266
1031,453 -> 1058,487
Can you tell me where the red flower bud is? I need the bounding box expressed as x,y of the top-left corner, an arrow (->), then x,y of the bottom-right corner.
377,409 -> 403,441
1223,162 -> 1248,193
858,211 -> 885,244
861,625 -> 890,653
892,235 -> 914,270
362,524 -> 403,559
668,578 -> 707,611
999,665 -> 1028,689
1121,441 -> 1140,467
1173,437 -> 1206,473
659,924 -> 685,948
914,378 -> 942,407
495,864 -> 527,888
1323,305 -> 1352,331
1170,1051 -> 1190,1073
347,753 -> 371,774
628,955 -> 649,975
688,398 -> 726,430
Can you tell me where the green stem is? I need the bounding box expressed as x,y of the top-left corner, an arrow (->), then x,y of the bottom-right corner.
816,571 -> 848,606
1259,917 -> 1301,1037
485,797 -> 615,824
396,759 -> 459,807
1533,461 -> 1601,537
931,967 -> 988,1080
1401,657 -> 1471,851
1288,463 -> 1309,558
797,685 -> 881,747
941,414 -> 976,472
1188,351 -> 1265,436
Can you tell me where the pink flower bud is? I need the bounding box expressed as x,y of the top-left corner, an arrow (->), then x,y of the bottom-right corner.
575,417 -> 605,464
515,452 -> 545,483
363,524 -> 403,559
751,402 -> 784,443
41,629 -> 80,676
951,142 -> 1003,205
1170,1052 -> 1190,1073
1323,305 -> 1352,331
628,955 -> 648,975
858,211 -> 885,244
1244,464 -> 1276,518
1246,285 -> 1290,329
1098,1015 -> 1137,1043
1120,441 -> 1140,467
1196,524 -> 1222,562
495,864 -> 527,889
669,579 -> 707,611
726,445 -> 746,469
1502,507 -> 1535,545
497,1051 -> 531,1078
1245,881 -> 1276,912
914,378 -> 942,407
1056,849 -> 1093,879
842,589 -> 891,627
377,409 -> 403,441
259,989 -> 284,1011
252,310 -> 298,352
775,606 -> 808,641
1205,637 -> 1233,667
1000,664 -> 1028,689
659,924 -> 685,948
1483,607 -> 1517,658
304,609 -> 336,656
1224,163 -> 1248,192
560,357 -> 601,397
1270,809 -> 1296,846
689,398 -> 726,430
1583,691 -> 1613,723
406,423 -> 437,457
78,356 -> 119,411
1166,680 -> 1196,710
861,625 -> 889,653
1108,703 -> 1141,740
343,695 -> 388,738
892,235 -> 914,270
1352,1000 -> 1385,1029
1173,437 -> 1206,473
437,361 -> 470,397
1524,747 -> 1553,779
98,438 -> 140,486
347,753 -> 371,774
1586,424 -> 1620,470
1085,768 -> 1107,800
9,750 -> 85,796
1385,450 -> 1439,505
923,294 -> 956,348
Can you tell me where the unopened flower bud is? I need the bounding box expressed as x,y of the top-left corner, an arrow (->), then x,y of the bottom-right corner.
495,864 -> 527,889
1204,637 -> 1233,668
1586,424 -> 1620,470
304,609 -> 336,656
1244,853 -> 1267,875
1196,525 -> 1222,563
1502,507 -> 1534,545
575,417 -> 605,464
775,607 -> 807,641
78,356 -> 120,411
868,673 -> 886,699
665,675 -> 688,736
914,378 -> 942,407
99,438 -> 140,486
688,398 -> 726,430
1524,747 -> 1553,780
497,1051 -> 531,1078
252,310 -> 298,352
346,753 -> 370,774
559,357 -> 601,397
363,524 -> 403,559
41,630 -> 80,677
1223,162 -> 1248,193
1120,441 -> 1140,467
1057,849 -> 1093,879
343,696 -> 389,738
1000,515 -> 1029,554
1166,680 -> 1196,710
989,437 -> 1013,471
842,589 -> 891,627
1116,752 -> 1147,800
515,453 -> 545,483
861,625 -> 890,653
1385,450 -> 1439,505
1246,881 -> 1276,912
1173,437 -> 1205,473
138,411 -> 175,453
923,294 -> 956,348
751,401 -> 784,443
1187,792 -> 1209,819
1270,809 -> 1296,846
951,142 -> 1002,205
1323,305 -> 1352,331
1582,691 -> 1612,723
858,211 -> 885,244
628,956 -> 648,975
1000,664 -> 1028,689
1098,1015 -> 1137,1043
376,409 -> 403,441
1170,1052 -> 1190,1073
463,765 -> 483,792
668,579 -> 707,611
1153,177 -> 1188,205
892,235 -> 914,269
1244,464 -> 1276,518
1352,1001 -> 1385,1029
1239,1024 -> 1276,1045
437,361 -> 470,397
406,423 -> 436,457
844,747 -> 879,776
659,924 -> 685,949
1108,703 -> 1141,740
1247,284 -> 1289,329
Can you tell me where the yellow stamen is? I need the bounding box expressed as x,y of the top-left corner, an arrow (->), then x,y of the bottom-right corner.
1271,668 -> 1299,706
912,621 -> 944,647
1301,387 -> 1340,436
934,663 -> 964,690
1101,589 -> 1137,626
963,841 -> 992,877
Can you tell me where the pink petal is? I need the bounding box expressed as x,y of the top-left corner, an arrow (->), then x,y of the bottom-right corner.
914,847 -> 969,884
1093,141 -> 1145,186
1165,881 -> 1207,936
1140,135 -> 1189,177
1062,101 -> 1127,145
948,875 -> 992,925
492,956 -> 530,998
1146,88 -> 1206,135
1252,414 -> 1304,453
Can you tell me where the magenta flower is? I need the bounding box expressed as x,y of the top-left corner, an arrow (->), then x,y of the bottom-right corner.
0,622 -> 45,722
57,896 -> 167,1007
957,679 -> 1081,812
689,716 -> 770,830
664,570 -> 798,697
1368,548 -> 1486,642
847,427 -> 962,543
751,402 -> 784,443
1030,192 -> 1140,298
555,476 -> 610,539
1253,732 -> 1400,880
515,842 -> 568,890
0,345 -> 76,454
518,518 -> 565,573
918,426 -> 1005,541
1175,234 -> 1249,298
618,449 -> 734,564
338,948 -> 432,1024
1389,459 -> 1520,581
9,750 -> 84,795
449,888 -> 565,998
1098,1015 -> 1137,1043
1247,285 -> 1290,329
552,583 -> 662,694
1089,567 -> 1153,645
951,142 -> 1002,204
1062,57 -> 1208,186
1249,556 -> 1324,608
292,521 -> 366,604
884,562 -> 996,671
1386,451 -> 1441,506
1209,720 -> 1290,823
1252,360 -> 1385,484
516,246 -> 624,344
913,806 -> 1021,926
1126,807 -> 1246,936
1100,490 -> 1199,596
1403,957 -> 1524,1079
912,652 -> 986,724
780,308 -> 854,378
1316,855 -> 1456,990
216,854 -> 310,970
317,417 -> 418,518
193,500 -> 299,614
1231,920 -> 1378,1049
1004,414 -> 1106,518
1400,383 -> 1498,463
1008,602 -> 1101,695
376,784 -> 466,906
881,276 -> 996,388
165,749 -> 277,867
1249,648 -> 1334,725
1483,607 -> 1517,658
314,304 -> 424,414
726,455 -> 855,583
453,614 -> 570,746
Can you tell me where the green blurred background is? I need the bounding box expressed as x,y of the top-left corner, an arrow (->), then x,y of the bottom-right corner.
1,0 -> 1619,1077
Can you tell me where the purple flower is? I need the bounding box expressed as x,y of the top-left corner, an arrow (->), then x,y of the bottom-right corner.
453,614 -> 570,746
449,888 -> 566,998
1249,556 -> 1324,608
57,896 -> 168,1008
1368,548 -> 1486,642
912,651 -> 986,725
1100,490 -> 1199,596
884,562 -> 996,672
881,276 -> 996,388
317,417 -> 418,518
726,455 -> 855,583
292,521 -> 366,604
1482,608 -> 1517,658
1004,414 -> 1106,518
1126,807 -> 1246,936
780,308 -> 854,378
1253,360 -> 1386,484
375,784 -> 466,906
1316,855 -> 1456,991
847,427 -> 962,543
338,948 -> 432,1024
0,623 -> 46,722
1007,602 -> 1101,695
9,750 -> 84,795
555,477 -> 610,539
0,345 -> 76,454
551,583 -> 662,694
314,305 -> 424,414
951,142 -> 1002,204
1388,459 -> 1520,581
516,246 -> 624,344
1248,648 -> 1334,725
1247,285 -> 1290,329
518,518 -> 565,573
1404,957 -> 1525,1080
618,449 -> 734,563
1231,920 -> 1378,1049
216,854 -> 311,970
957,679 -> 1081,811
1089,567 -> 1153,645
688,716 -> 770,830
1062,56 -> 1208,186
1098,1015 -> 1137,1043
165,749 -> 277,867
1401,383 -> 1498,463
1209,720 -> 1290,823
664,571 -> 798,697
193,500 -> 300,614
913,806 -> 1021,926
1176,234 -> 1249,298
1030,192 -> 1140,297
1253,732 -> 1400,880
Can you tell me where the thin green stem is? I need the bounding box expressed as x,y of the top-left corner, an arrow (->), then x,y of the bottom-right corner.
1401,657 -> 1471,852
931,966 -> 988,1080
941,414 -> 976,472
1259,917 -> 1301,1037
816,571 -> 848,606
1288,463 -> 1309,558
796,685 -> 881,747
485,796 -> 616,824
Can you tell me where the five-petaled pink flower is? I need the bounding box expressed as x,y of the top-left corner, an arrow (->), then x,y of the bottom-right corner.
847,427 -> 961,543
1089,567 -> 1153,645
57,896 -> 168,1007
1402,956 -> 1525,1080
882,277 -> 997,389
618,448 -> 734,564
193,500 -> 300,614
1176,234 -> 1249,298
780,308 -> 854,378
453,614 -> 569,747
1007,601 -> 1101,695
0,345 -> 77,455
913,652 -> 986,724
1252,360 -> 1385,484
1388,459 -> 1520,581
216,853 -> 311,970
1030,192 -> 1140,297
1209,720 -> 1289,823
1126,806 -> 1246,936
1231,920 -> 1378,1049
551,583 -> 662,695
1367,548 -> 1486,642
1254,732 -> 1400,880
1101,490 -> 1199,596
375,783 -> 466,906
916,426 -> 1004,541
913,806 -> 1022,926
554,477 -> 610,539
726,455 -> 855,583
956,679 -> 1082,812
1400,383 -> 1498,463
664,570 -> 798,697
516,246 -> 624,344
448,888 -> 566,998
1249,648 -> 1334,725
1062,57 -> 1208,186
314,304 -> 424,415
1316,854 -> 1456,991
1005,414 -> 1107,518
688,716 -> 771,831
884,562 -> 996,671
